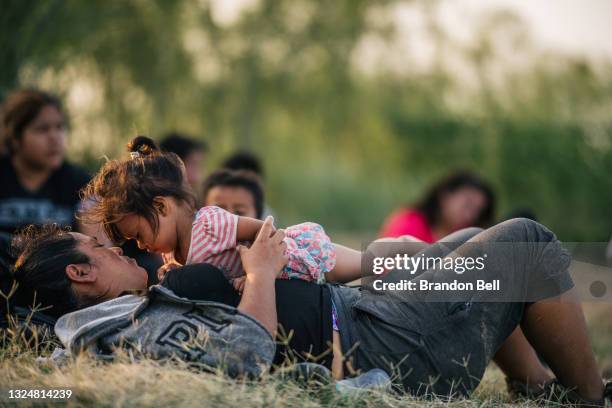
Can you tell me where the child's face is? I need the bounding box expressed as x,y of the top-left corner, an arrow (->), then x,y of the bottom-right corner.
204,186 -> 258,219
115,205 -> 178,255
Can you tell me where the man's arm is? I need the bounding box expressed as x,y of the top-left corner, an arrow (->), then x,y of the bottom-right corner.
236,216 -> 287,335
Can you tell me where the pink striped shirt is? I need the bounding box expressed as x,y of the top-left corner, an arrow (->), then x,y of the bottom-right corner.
185,206 -> 244,279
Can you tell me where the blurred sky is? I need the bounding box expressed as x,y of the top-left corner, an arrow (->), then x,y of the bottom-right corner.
216,0 -> 612,59
443,0 -> 612,59
213,0 -> 612,78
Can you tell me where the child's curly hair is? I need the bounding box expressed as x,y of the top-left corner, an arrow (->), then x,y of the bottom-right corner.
81,136 -> 196,244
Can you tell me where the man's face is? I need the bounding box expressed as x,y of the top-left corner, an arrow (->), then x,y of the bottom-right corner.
70,233 -> 148,301
15,105 -> 66,171
204,186 -> 258,218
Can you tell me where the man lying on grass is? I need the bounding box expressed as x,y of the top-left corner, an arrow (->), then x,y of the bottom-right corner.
9,218 -> 611,406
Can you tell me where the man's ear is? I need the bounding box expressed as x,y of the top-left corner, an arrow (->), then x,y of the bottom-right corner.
65,263 -> 97,283
153,196 -> 169,216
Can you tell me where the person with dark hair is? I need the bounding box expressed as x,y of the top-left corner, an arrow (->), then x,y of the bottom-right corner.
380,170 -> 496,242
221,150 -> 264,178
9,224 -> 146,318
159,132 -> 207,191
220,150 -> 279,219
0,89 -> 90,240
81,136 -> 362,287
9,218 -> 612,405
202,169 -> 264,219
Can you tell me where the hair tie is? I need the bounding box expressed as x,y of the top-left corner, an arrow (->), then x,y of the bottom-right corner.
130,152 -> 141,159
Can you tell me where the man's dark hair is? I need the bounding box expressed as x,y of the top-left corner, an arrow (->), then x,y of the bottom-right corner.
10,224 -> 89,318
416,170 -> 496,228
159,132 -> 207,161
202,169 -> 265,219
221,151 -> 264,177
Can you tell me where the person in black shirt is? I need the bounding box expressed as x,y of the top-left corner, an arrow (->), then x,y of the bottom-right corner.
8,219 -> 609,404
162,263 -> 334,368
0,89 -> 90,241
0,89 -> 164,296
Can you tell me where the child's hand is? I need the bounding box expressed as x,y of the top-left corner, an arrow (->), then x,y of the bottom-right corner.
157,262 -> 181,281
232,276 -> 247,293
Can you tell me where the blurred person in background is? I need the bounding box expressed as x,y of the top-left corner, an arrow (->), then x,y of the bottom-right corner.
202,169 -> 264,220
221,150 -> 264,178
160,132 -> 208,195
0,89 -> 90,249
221,150 -> 275,219
379,170 -> 495,242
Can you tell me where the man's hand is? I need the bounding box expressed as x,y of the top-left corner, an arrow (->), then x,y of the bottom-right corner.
237,216 -> 288,281
236,216 -> 287,335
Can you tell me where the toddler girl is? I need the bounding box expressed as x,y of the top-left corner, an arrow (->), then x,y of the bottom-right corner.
82,136 -> 362,290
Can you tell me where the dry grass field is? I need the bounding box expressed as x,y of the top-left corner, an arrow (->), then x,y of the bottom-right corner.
0,301 -> 610,407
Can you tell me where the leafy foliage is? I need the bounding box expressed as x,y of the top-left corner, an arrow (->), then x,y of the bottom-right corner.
2,0 -> 611,239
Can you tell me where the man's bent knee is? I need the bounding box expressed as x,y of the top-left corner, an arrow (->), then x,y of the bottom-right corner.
497,218 -> 556,243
